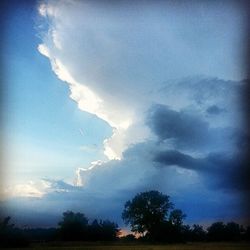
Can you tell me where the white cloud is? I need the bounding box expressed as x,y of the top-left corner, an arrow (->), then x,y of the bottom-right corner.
37,44 -> 50,58
36,0 -> 245,161
4,180 -> 49,198
38,3 -> 47,17
35,0 -> 245,183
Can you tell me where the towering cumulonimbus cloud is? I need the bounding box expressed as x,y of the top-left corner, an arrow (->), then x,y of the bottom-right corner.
37,0 -> 246,161
21,0 -> 249,225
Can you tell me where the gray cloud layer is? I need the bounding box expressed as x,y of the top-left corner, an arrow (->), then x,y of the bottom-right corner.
147,103 -> 244,153
4,76 -> 248,226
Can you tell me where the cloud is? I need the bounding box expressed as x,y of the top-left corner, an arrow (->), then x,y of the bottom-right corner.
147,105 -> 209,148
4,181 -> 46,198
155,77 -> 244,128
148,103 -> 249,191
147,104 -> 243,153
3,144 -> 248,226
36,0 -> 245,160
154,150 -> 205,170
3,0 -> 248,226
206,105 -> 225,115
5,90 -> 248,224
155,149 -> 250,192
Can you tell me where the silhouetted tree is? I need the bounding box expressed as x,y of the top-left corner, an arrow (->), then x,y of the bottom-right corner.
149,220 -> 175,242
191,224 -> 206,241
245,226 -> 250,241
206,221 -> 246,242
24,228 -> 58,242
99,220 -> 119,240
180,224 -> 193,242
58,211 -> 88,241
88,219 -> 119,241
88,219 -> 102,240
0,216 -> 29,247
156,209 -> 187,242
207,222 -> 226,241
169,209 -> 186,227
122,190 -> 173,236
0,216 -> 14,230
225,222 -> 241,241
120,233 -> 136,242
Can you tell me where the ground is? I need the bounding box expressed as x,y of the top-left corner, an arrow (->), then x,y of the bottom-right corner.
3,242 -> 250,250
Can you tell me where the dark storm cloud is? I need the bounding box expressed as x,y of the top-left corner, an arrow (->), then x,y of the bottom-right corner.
147,104 -> 209,148
205,152 -> 250,192
148,101 -> 250,193
154,150 -> 205,170
154,149 -> 250,192
206,105 -> 225,115
147,104 -> 241,152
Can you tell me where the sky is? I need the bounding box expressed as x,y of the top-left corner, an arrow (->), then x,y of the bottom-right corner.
0,0 -> 249,228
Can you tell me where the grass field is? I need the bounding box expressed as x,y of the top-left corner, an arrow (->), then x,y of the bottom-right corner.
3,242 -> 250,250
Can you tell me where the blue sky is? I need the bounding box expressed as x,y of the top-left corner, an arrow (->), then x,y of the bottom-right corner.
1,0 -> 249,228
2,0 -> 111,186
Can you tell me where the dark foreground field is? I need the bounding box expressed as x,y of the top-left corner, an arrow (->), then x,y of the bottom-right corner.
3,242 -> 250,250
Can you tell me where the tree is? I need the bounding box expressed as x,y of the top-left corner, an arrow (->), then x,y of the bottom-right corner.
207,222 -> 226,241
88,219 -> 119,241
191,224 -> 206,241
225,222 -> 241,241
120,233 -> 136,242
88,219 -> 102,240
122,190 -> 173,236
245,226 -> 250,241
0,216 -> 14,230
0,216 -> 29,247
99,220 -> 119,241
58,211 -> 88,241
169,209 -> 186,227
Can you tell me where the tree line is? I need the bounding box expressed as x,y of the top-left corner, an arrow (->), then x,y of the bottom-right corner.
1,190 -> 250,247
122,191 -> 250,243
0,212 -> 119,247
